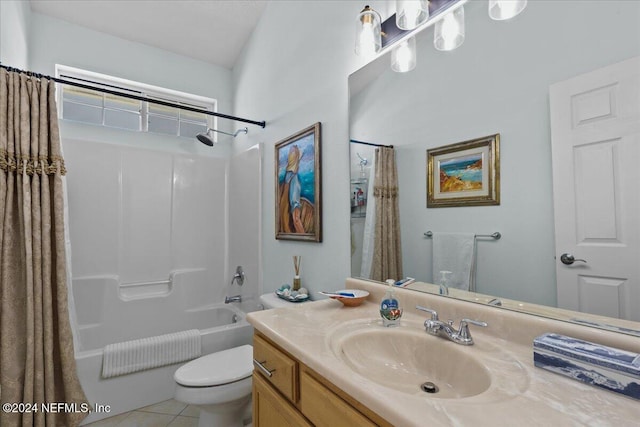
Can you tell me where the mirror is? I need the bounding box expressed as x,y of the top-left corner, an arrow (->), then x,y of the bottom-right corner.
349,1 -> 640,334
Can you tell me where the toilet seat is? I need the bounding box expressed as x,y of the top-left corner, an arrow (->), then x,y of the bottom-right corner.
174,344 -> 253,387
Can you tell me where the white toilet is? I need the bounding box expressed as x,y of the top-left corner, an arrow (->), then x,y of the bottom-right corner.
174,294 -> 305,427
174,344 -> 253,427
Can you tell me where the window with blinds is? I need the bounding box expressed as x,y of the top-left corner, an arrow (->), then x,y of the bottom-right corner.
56,65 -> 216,140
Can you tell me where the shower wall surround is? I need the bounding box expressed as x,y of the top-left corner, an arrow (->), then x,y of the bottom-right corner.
228,145 -> 262,306
64,139 -> 229,327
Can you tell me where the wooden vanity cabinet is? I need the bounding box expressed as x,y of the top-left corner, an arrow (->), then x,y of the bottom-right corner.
253,372 -> 311,427
252,332 -> 389,427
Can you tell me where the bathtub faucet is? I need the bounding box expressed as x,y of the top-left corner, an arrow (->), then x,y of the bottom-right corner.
225,295 -> 242,304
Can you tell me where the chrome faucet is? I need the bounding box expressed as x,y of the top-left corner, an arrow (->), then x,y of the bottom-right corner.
416,306 -> 487,345
226,266 -> 244,304
231,266 -> 245,286
225,295 -> 242,304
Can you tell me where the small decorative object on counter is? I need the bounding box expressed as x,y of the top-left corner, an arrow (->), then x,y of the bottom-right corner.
380,279 -> 402,327
293,255 -> 302,290
533,333 -> 640,400
276,283 -> 310,302
319,289 -> 369,307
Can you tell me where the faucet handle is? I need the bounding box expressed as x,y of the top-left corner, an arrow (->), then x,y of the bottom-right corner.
416,305 -> 439,320
231,266 -> 245,286
458,318 -> 488,343
461,318 -> 488,327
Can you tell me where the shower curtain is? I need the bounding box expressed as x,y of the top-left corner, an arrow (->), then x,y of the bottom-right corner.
370,147 -> 403,282
0,69 -> 88,426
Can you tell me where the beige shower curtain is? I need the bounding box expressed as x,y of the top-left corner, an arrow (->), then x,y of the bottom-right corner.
371,146 -> 403,282
0,69 -> 88,427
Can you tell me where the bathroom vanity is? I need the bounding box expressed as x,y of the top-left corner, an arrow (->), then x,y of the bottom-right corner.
252,332 -> 390,427
247,279 -> 640,426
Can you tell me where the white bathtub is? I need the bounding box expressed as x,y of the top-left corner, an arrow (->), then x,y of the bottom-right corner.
71,272 -> 255,424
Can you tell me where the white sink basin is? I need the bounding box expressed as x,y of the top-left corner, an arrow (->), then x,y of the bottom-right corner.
328,318 -> 529,400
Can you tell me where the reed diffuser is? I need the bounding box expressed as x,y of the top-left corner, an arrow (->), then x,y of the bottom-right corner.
292,256 -> 301,291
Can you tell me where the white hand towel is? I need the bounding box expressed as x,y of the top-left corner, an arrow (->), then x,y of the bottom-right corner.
432,232 -> 477,291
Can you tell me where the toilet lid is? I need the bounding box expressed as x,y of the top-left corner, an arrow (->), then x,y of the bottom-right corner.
174,344 -> 253,387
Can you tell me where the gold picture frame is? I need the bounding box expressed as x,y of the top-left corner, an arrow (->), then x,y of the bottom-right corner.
275,123 -> 322,242
427,134 -> 500,208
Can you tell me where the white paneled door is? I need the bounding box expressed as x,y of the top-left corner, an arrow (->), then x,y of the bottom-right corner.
550,56 -> 640,321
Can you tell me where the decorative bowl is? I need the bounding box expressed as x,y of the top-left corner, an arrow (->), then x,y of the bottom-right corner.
328,289 -> 369,307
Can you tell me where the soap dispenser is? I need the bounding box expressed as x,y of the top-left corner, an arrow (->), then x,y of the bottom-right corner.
380,279 -> 402,327
438,270 -> 452,296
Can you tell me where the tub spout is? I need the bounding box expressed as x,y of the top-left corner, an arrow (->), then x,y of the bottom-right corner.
225,295 -> 242,304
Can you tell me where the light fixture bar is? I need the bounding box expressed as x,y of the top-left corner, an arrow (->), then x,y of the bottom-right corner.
380,0 -> 467,50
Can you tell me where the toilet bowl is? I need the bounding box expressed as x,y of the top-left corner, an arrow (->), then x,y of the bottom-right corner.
174,344 -> 253,427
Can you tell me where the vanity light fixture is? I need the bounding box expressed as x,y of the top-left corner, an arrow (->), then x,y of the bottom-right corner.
434,6 -> 465,51
395,0 -> 430,30
488,0 -> 527,21
391,36 -> 417,72
355,5 -> 382,57
356,1 -> 525,72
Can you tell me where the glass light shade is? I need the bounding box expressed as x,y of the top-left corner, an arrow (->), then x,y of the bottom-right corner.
391,36 -> 417,73
396,0 -> 429,30
355,6 -> 382,57
434,6 -> 465,51
488,0 -> 527,21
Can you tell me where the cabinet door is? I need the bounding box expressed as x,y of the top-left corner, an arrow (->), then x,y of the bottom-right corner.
253,373 -> 311,427
300,369 -> 377,427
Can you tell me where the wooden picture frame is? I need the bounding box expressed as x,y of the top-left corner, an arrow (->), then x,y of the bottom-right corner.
427,134 -> 500,208
275,123 -> 322,241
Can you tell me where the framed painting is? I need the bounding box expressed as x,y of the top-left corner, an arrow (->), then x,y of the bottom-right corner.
427,134 -> 500,208
275,122 -> 322,241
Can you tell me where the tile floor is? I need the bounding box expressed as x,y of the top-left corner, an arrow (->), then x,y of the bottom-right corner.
85,399 -> 199,427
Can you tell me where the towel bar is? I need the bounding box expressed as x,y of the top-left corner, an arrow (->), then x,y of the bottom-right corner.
424,231 -> 501,240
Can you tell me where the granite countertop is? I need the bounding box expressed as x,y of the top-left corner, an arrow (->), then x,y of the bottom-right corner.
247,280 -> 640,427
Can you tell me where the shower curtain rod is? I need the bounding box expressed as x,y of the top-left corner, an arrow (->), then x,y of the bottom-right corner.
350,139 -> 393,148
0,63 -> 266,128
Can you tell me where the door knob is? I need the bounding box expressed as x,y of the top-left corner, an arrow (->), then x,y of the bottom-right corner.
560,253 -> 587,265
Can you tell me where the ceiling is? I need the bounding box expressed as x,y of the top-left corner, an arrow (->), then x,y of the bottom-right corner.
29,0 -> 269,69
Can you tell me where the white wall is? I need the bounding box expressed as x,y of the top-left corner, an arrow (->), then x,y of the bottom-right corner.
28,11 -> 235,139
232,1 -> 372,294
0,0 -> 31,68
350,1 -> 640,305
